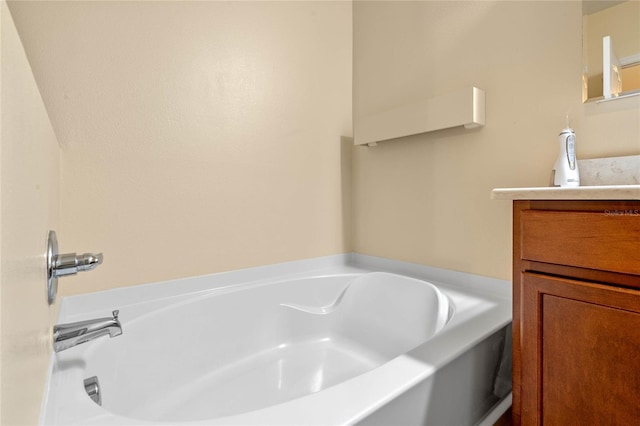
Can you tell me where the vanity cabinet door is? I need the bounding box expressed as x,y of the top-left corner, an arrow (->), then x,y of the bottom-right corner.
520,272 -> 640,426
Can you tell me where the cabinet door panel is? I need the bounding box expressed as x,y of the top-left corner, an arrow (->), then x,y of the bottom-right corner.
542,295 -> 640,424
521,273 -> 640,425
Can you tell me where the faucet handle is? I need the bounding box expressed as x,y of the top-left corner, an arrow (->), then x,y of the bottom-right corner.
55,252 -> 103,276
47,230 -> 105,305
112,310 -> 119,320
77,253 -> 104,272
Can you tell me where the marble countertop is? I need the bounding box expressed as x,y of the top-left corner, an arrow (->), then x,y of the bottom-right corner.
491,185 -> 640,200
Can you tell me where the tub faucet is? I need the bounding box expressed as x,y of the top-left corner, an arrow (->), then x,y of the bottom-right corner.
53,310 -> 122,353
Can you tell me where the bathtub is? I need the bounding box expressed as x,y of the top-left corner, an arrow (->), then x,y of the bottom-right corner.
41,254 -> 511,425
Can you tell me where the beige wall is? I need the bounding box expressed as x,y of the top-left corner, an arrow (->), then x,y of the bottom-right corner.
3,1 -> 639,422
9,1 -> 353,295
352,0 -> 640,281
1,1 -> 61,424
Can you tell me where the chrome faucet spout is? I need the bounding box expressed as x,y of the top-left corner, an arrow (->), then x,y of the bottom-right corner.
53,310 -> 122,352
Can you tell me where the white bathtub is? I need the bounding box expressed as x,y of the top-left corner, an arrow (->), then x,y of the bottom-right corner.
41,254 -> 511,425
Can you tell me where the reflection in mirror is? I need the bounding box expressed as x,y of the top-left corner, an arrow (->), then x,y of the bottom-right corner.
603,35 -> 623,99
582,1 -> 640,102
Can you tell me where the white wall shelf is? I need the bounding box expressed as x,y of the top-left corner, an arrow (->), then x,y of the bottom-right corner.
354,86 -> 486,147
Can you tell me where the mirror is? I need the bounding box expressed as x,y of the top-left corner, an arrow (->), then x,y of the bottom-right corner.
582,1 -> 640,102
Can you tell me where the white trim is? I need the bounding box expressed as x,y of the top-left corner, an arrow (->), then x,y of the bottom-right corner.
621,53 -> 640,67
596,90 -> 640,103
354,86 -> 485,146
476,393 -> 512,426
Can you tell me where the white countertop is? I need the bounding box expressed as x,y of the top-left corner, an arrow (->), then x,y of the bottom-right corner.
491,185 -> 640,200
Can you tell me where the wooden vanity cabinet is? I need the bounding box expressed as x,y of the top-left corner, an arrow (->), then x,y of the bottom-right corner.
512,200 -> 640,426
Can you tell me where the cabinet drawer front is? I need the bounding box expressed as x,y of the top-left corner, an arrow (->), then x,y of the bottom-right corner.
520,210 -> 640,275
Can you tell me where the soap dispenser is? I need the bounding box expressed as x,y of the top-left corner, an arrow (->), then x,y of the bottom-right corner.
552,116 -> 580,187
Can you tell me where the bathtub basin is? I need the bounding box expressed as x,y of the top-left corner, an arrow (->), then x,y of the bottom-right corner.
41,254 -> 511,425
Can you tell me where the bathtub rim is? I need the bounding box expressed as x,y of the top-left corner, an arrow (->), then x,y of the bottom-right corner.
40,253 -> 511,426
